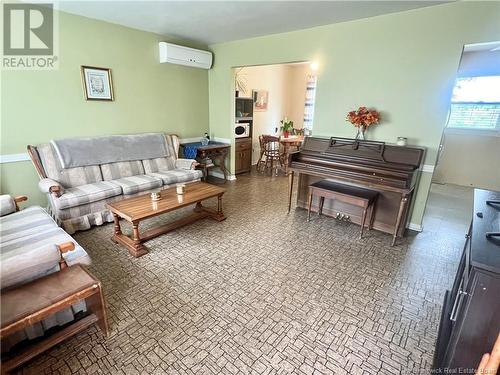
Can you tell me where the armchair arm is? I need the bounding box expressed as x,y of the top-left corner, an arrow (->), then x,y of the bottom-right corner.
175,158 -> 199,170
13,195 -> 28,211
0,195 -> 17,217
38,178 -> 63,197
57,241 -> 75,269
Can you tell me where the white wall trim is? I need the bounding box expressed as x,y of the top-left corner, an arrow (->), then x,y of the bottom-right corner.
422,164 -> 435,173
0,153 -> 30,164
179,137 -> 202,144
179,137 -> 232,145
209,170 -> 236,181
213,137 -> 231,144
407,222 -> 423,232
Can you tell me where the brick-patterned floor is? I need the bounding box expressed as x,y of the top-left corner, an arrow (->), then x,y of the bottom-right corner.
16,174 -> 471,374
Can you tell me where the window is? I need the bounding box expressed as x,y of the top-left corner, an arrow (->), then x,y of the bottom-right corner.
447,75 -> 500,131
303,75 -> 317,131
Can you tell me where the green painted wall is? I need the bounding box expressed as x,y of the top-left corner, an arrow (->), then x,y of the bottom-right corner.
208,1 -> 500,227
1,11 -> 209,205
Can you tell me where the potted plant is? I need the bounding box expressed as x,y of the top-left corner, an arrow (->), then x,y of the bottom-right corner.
235,68 -> 247,97
280,119 -> 294,138
346,106 -> 380,140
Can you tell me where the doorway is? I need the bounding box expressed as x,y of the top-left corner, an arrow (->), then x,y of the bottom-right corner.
233,62 -> 318,175
421,41 -> 500,239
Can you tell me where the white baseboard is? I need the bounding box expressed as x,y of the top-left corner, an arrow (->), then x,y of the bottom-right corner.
209,170 -> 236,181
407,222 -> 423,232
0,153 -> 30,164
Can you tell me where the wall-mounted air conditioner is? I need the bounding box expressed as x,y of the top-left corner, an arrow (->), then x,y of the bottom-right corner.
159,42 -> 213,69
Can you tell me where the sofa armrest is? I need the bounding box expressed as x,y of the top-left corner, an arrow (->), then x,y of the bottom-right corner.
38,178 -> 63,197
175,158 -> 198,170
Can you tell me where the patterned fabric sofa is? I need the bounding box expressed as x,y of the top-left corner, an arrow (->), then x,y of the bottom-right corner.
28,133 -> 202,234
0,194 -> 90,350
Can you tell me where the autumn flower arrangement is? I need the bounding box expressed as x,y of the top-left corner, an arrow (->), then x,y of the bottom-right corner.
346,107 -> 380,140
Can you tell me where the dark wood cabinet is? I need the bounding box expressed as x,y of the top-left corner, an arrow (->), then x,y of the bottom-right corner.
434,189 -> 500,372
235,138 -> 252,174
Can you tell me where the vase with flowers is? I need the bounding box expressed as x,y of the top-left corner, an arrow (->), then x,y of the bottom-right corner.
346,106 -> 380,140
280,118 -> 294,138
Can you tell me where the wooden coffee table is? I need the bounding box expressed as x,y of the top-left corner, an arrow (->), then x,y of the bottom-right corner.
106,182 -> 226,257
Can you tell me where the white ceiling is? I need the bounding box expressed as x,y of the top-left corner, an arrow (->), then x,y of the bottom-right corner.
55,1 -> 449,45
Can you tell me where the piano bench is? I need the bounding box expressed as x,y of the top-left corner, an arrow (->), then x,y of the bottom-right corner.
307,180 -> 378,239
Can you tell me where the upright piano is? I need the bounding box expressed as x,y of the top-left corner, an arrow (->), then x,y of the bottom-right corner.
287,137 -> 425,245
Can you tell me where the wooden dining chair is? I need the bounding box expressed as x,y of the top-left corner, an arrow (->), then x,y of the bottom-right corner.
256,135 -> 284,175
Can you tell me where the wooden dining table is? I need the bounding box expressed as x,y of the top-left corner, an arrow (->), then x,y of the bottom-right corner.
280,135 -> 304,175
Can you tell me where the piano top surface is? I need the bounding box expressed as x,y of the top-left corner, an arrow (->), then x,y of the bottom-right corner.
293,136 -> 425,171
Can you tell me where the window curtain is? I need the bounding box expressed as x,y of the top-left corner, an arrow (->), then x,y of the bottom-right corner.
303,75 -> 317,131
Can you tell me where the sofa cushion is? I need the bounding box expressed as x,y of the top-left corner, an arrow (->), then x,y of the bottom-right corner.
53,181 -> 122,210
101,160 -> 145,180
0,206 -> 57,243
0,195 -> 16,217
1,243 -> 61,290
36,143 -> 103,188
110,175 -> 162,195
142,157 -> 176,173
175,159 -> 197,170
147,169 -> 203,185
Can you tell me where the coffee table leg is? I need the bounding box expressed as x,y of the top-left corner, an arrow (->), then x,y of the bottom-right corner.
112,213 -> 122,243
214,194 -> 226,221
111,217 -> 147,257
132,222 -> 141,248
113,213 -> 121,235
217,195 -> 222,214
192,198 -> 225,221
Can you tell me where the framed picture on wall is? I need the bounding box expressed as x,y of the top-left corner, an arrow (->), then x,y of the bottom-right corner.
81,66 -> 114,101
252,90 -> 268,111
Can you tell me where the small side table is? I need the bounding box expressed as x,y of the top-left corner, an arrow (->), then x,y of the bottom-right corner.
182,142 -> 230,182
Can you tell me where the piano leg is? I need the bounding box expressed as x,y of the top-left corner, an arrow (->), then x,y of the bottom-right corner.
392,194 -> 409,246
288,171 -> 295,213
360,207 -> 368,239
368,203 -> 375,230
307,191 -> 313,222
